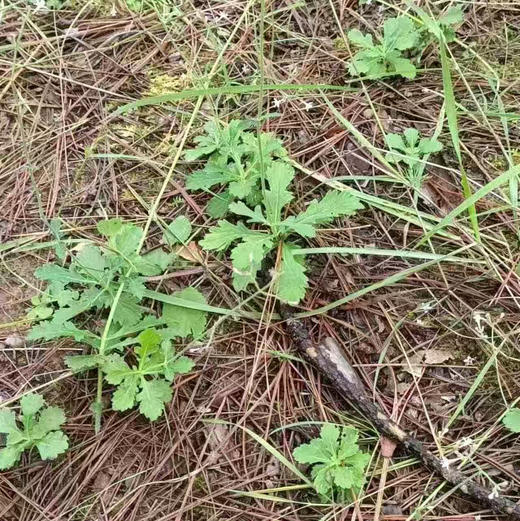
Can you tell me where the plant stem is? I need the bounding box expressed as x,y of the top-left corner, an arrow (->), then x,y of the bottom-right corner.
93,283 -> 125,434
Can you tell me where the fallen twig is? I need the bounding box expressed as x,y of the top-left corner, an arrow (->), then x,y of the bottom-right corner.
283,314 -> 520,520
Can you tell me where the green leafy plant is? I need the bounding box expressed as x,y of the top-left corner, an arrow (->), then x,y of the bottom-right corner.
28,218 -> 206,426
347,17 -> 420,79
385,128 -> 443,189
68,328 -> 194,421
28,217 -> 195,343
0,394 -> 68,470
200,162 -> 363,304
418,6 -> 464,44
185,120 -> 288,218
503,407 -> 520,433
293,424 -> 370,496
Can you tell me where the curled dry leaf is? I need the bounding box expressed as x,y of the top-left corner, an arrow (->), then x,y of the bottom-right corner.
175,241 -> 204,264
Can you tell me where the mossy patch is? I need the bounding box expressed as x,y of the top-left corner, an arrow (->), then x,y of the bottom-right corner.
145,70 -> 191,97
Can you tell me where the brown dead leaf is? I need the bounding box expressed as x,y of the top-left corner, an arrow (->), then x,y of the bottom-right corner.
403,349 -> 453,377
175,241 -> 204,263
404,351 -> 424,378
423,349 -> 453,365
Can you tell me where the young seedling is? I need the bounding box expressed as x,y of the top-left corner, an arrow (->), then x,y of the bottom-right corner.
185,120 -> 288,217
293,424 -> 370,496
67,328 -> 194,421
28,218 -> 206,427
200,162 -> 363,304
29,218 -> 178,336
503,407 -> 520,433
385,128 -> 443,191
347,17 -> 420,79
416,5 -> 464,44
0,394 -> 68,470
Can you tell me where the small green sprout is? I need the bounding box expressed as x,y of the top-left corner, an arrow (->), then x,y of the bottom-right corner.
385,128 -> 443,190
0,394 -> 68,470
293,424 -> 370,496
347,17 -> 420,79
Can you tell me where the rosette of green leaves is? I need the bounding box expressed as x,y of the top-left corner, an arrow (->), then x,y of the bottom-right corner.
0,394 -> 68,470
200,162 -> 362,304
293,424 -> 370,496
185,120 -> 288,218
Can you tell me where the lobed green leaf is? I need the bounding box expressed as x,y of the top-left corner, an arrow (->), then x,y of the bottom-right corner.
162,287 -> 207,339
293,424 -> 369,496
282,191 -> 363,238
163,216 -> 192,245
277,244 -> 307,305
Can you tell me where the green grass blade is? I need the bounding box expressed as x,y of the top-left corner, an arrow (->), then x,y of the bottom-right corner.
204,419 -> 312,485
294,246 -> 482,264
290,161 -> 458,240
321,95 -> 403,183
438,40 -> 479,240
115,83 -> 357,114
405,0 -> 480,240
142,289 -> 239,317
444,351 -> 497,431
294,244 -> 477,318
417,165 -> 520,246
510,173 -> 519,218
87,153 -> 163,166
0,238 -> 88,255
229,489 -> 319,505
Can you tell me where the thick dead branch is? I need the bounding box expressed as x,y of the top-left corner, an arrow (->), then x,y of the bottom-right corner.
284,315 -> 520,520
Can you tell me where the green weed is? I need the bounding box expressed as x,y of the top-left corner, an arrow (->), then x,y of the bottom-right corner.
347,17 -> 420,79
68,328 -> 194,421
0,393 -> 68,470
293,424 -> 370,497
385,128 -> 443,191
199,161 -> 362,304
28,218 -> 207,425
185,119 -> 288,218
347,8 -> 463,80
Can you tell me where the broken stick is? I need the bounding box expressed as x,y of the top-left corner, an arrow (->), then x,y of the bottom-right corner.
284,315 -> 520,520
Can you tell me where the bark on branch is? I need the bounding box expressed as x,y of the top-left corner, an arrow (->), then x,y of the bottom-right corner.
283,315 -> 520,520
